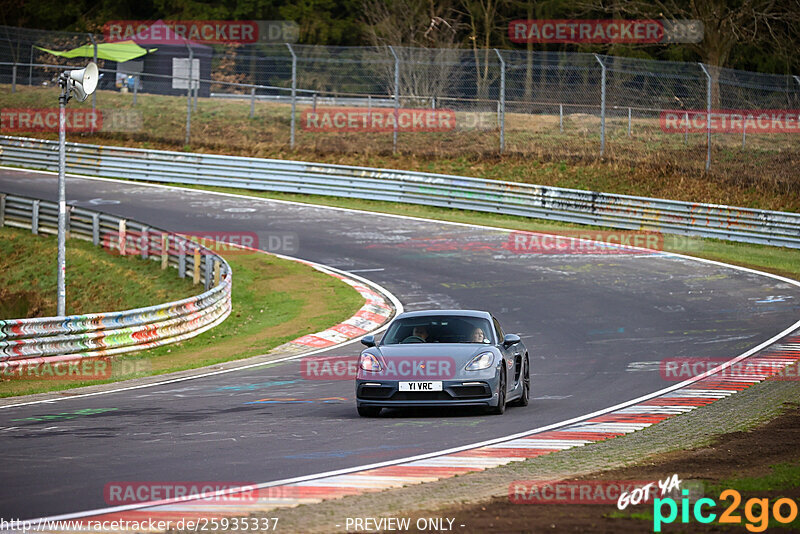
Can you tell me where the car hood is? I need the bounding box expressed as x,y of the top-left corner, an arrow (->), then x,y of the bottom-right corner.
373,344 -> 493,361
358,344 -> 500,381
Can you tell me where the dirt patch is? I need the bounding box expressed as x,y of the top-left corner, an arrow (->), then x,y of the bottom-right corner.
0,288 -> 48,318
415,404 -> 800,533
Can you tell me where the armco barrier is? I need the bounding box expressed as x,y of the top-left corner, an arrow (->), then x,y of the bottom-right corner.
0,136 -> 799,248
0,192 -> 232,365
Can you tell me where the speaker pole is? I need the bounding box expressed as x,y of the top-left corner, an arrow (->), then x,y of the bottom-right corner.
57,72 -> 69,317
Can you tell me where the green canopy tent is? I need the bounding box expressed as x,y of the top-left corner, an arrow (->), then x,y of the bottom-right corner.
35,40 -> 157,63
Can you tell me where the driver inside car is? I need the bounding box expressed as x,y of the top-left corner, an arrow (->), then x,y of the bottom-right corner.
403,325 -> 430,343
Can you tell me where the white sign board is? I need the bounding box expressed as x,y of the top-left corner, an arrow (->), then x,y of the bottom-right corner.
172,58 -> 199,89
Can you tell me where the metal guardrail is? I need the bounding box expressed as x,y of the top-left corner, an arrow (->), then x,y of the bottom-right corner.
0,191 -> 232,364
1,135 -> 799,249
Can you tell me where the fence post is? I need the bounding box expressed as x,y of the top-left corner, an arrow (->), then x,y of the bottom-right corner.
595,54 -> 606,156
32,199 -> 40,234
286,43 -> 297,149
0,193 -> 5,228
178,239 -> 187,278
250,87 -> 256,118
494,49 -> 506,155
559,104 -> 563,133
684,112 -> 689,144
388,46 -> 400,154
742,115 -> 747,148
133,75 -> 139,106
205,256 -> 212,290
193,248 -> 201,285
28,45 -> 33,86
313,92 -> 317,112
92,213 -> 99,245
184,44 -> 193,146
11,63 -> 16,93
118,219 -> 127,255
140,226 -> 149,259
698,63 -> 712,172
161,234 -> 169,269
627,107 -> 632,137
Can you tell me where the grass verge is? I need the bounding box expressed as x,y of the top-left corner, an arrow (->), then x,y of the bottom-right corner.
0,226 -> 197,318
0,229 -> 363,398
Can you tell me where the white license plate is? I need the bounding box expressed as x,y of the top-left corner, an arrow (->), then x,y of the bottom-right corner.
399,381 -> 443,392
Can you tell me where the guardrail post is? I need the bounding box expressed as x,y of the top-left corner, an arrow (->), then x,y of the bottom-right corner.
65,205 -> 72,239
11,63 -> 16,93
699,63 -> 712,172
161,234 -> 169,269
0,194 -> 5,228
92,213 -> 99,245
595,55 -> 606,156
205,256 -> 212,290
178,239 -> 187,278
141,226 -> 149,259
118,219 -> 127,255
388,46 -> 400,154
250,87 -> 256,119
286,43 -> 297,149
193,248 -> 201,285
494,49 -> 505,155
32,199 -> 40,234
214,260 -> 221,286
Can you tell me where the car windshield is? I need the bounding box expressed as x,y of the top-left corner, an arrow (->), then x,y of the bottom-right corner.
381,315 -> 494,345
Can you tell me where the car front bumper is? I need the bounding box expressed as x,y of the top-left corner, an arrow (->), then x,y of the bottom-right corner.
355,378 -> 500,408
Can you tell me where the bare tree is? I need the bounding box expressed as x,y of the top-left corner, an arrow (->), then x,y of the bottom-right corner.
585,0 -> 800,105
459,0 -> 504,101
362,0 -> 463,101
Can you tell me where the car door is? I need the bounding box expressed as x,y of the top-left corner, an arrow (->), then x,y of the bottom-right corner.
493,316 -> 517,393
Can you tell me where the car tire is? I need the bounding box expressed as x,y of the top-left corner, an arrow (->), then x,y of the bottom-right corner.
510,356 -> 530,407
357,406 -> 382,417
488,370 -> 506,415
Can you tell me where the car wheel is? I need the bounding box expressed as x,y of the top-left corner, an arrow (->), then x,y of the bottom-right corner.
511,356 -> 530,407
357,406 -> 381,417
488,370 -> 506,415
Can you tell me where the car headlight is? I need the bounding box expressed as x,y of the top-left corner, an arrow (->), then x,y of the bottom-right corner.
360,353 -> 383,372
466,352 -> 495,371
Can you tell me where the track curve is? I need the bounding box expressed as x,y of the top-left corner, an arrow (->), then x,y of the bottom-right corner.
1,168 -> 799,521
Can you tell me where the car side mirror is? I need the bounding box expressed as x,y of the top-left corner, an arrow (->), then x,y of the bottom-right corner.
502,333 -> 521,347
361,335 -> 376,348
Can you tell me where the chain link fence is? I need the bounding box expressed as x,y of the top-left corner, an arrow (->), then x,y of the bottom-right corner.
1,25 -> 799,180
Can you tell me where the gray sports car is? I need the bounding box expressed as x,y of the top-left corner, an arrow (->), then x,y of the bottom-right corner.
355,310 -> 530,416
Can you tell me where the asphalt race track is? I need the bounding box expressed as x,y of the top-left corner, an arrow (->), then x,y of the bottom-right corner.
1,168 -> 799,521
